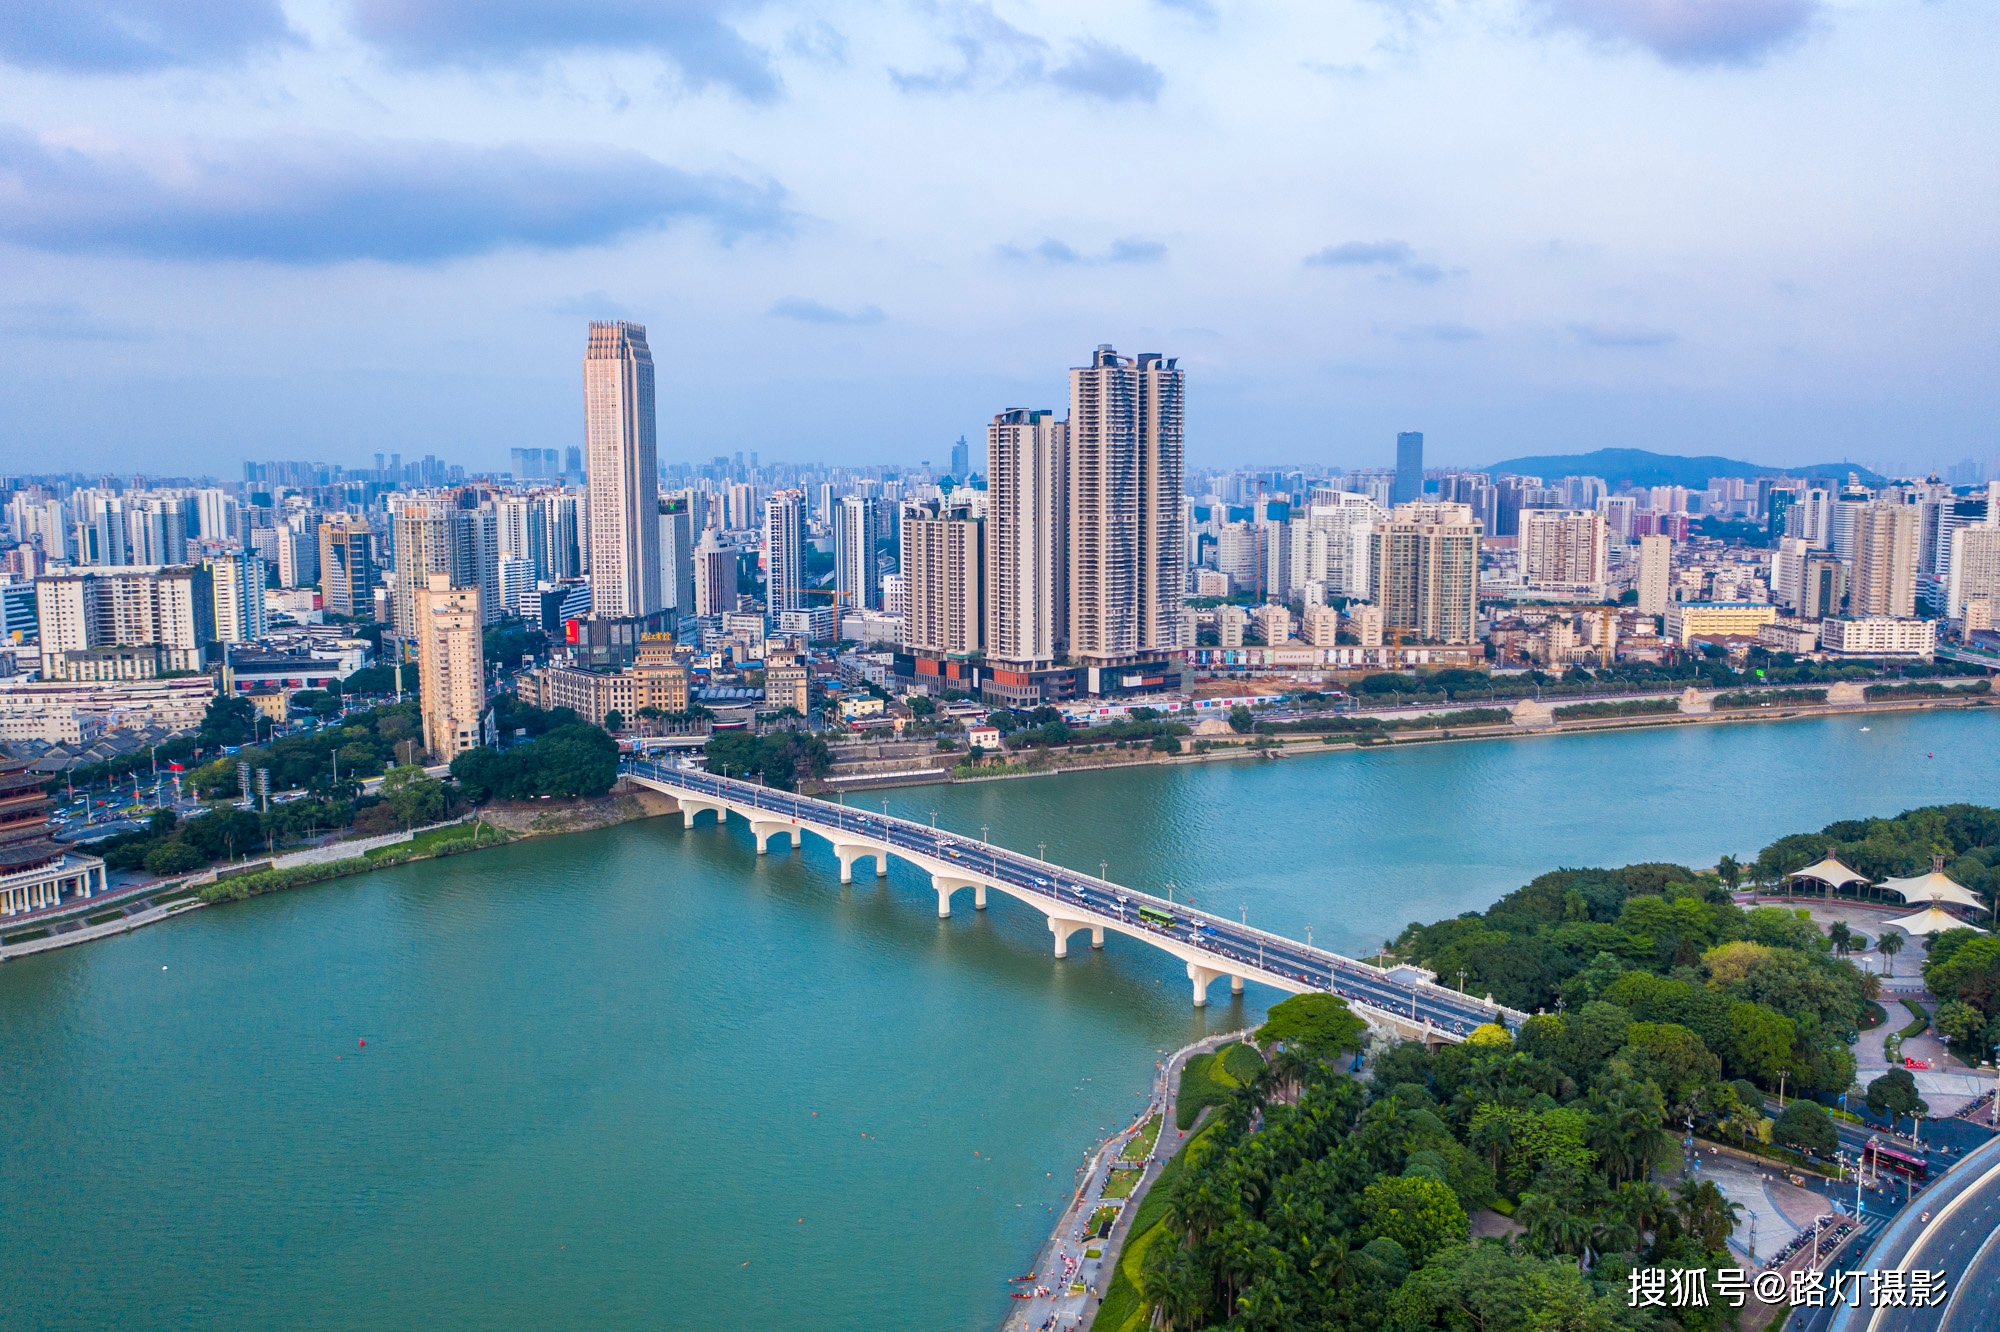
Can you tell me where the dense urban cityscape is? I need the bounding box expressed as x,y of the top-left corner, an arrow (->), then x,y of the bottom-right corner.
7,1 -> 2000,1329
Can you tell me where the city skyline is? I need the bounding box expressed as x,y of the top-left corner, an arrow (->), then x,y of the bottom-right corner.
1,4 -> 1996,477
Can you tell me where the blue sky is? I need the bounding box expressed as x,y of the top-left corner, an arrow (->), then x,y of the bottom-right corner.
0,0 -> 1994,478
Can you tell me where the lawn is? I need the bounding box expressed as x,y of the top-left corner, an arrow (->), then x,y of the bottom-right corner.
1090,1120 -> 1223,1332
1099,1168 -> 1141,1200
1175,1040 -> 1267,1130
1120,1115 -> 1162,1162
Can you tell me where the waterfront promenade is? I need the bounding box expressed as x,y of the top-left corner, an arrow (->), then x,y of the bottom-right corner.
1004,1027 -> 1255,1332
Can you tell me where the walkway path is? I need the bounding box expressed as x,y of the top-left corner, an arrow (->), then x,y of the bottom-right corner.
1001,1028 -> 1253,1332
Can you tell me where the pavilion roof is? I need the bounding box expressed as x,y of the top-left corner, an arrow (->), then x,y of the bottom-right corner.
1790,856 -> 1868,889
1877,872 -> 1985,909
1883,905 -> 1985,937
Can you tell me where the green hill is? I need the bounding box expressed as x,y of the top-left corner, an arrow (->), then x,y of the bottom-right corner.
1482,448 -> 1884,490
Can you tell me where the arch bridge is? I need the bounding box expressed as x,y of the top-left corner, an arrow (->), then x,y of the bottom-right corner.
620,760 -> 1525,1042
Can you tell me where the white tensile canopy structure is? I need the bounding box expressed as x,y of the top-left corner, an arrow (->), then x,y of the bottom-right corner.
1876,871 -> 1985,910
1790,856 -> 1869,892
1884,905 -> 1985,937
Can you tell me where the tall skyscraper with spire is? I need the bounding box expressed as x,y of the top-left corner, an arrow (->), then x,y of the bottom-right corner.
583,321 -> 660,618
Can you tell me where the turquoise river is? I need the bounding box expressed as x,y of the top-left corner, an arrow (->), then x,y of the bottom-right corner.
3,710 -> 1996,1329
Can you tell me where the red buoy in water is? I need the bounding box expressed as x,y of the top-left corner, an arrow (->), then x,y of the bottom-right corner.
358,1038 -> 366,1048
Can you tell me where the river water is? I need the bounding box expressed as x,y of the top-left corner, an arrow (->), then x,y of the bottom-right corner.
3,710 -> 1994,1329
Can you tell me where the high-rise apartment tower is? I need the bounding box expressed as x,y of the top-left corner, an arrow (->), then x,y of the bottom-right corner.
985,408 -> 1067,666
1066,345 -> 1184,665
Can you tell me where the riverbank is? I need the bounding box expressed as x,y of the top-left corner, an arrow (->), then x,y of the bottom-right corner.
0,783 -> 683,962
840,692 -> 1994,793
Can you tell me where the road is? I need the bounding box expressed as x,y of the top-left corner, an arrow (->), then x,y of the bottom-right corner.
1824,1131 -> 2000,1332
621,760 -> 1523,1035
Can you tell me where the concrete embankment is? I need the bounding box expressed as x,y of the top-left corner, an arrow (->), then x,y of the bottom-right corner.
850,693 -> 1993,793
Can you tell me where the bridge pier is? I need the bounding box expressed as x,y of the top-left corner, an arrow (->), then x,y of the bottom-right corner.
678,798 -> 728,829
1049,918 -> 1094,958
1231,974 -> 1244,995
1092,925 -> 1104,949
931,872 -> 984,918
748,820 -> 801,855
1187,961 -> 1229,1008
833,843 -> 890,884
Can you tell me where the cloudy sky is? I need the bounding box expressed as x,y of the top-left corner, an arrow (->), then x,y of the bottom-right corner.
0,0 -> 1994,479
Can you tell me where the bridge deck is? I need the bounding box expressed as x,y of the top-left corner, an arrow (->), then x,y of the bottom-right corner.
621,759 -> 1524,1038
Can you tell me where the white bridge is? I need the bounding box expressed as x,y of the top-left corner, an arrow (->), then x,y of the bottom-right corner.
621,760 -> 1525,1041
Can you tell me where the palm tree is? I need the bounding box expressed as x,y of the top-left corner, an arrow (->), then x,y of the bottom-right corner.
1468,1111 -> 1514,1176
1829,921 -> 1854,956
1718,854 -> 1742,892
1616,1181 -> 1675,1243
1877,929 -> 1905,977
1518,1190 -> 1563,1256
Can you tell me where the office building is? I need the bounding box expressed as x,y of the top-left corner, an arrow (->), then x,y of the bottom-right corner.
834,495 -> 888,616
903,512 -> 984,656
984,409 -> 1065,666
950,434 -> 971,480
1367,502 -> 1480,644
1519,509 -> 1609,596
35,565 -> 213,679
764,490 -> 809,615
583,321 -> 661,618
319,517 -> 375,618
1947,524 -> 2000,619
1393,432 -> 1424,505
1663,601 -> 1778,646
1066,345 -> 1184,666
658,496 -> 696,617
414,574 -> 484,761
765,662 -> 810,715
1820,616 -> 1935,658
726,483 -> 758,532
1635,534 -> 1672,616
694,528 -> 737,618
1801,557 -> 1848,620
1851,501 -> 1919,618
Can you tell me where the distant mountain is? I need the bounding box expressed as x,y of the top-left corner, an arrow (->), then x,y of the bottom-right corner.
1480,448 -> 1885,490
